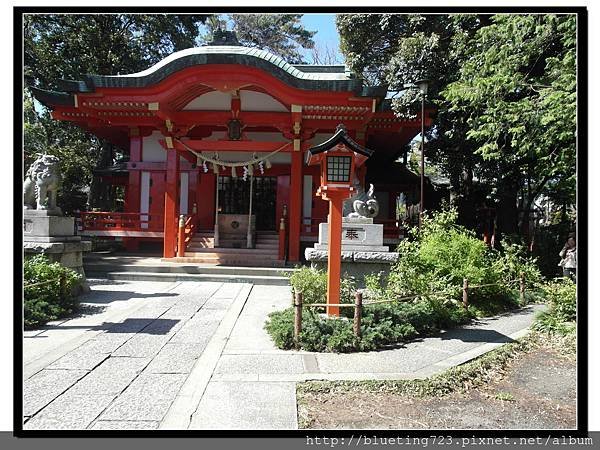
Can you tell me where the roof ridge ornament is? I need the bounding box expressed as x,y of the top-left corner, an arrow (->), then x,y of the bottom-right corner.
207,29 -> 241,46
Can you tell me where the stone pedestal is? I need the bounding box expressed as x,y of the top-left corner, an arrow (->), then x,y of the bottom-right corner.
217,214 -> 256,248
305,217 -> 399,286
23,210 -> 91,292
314,217 -> 389,252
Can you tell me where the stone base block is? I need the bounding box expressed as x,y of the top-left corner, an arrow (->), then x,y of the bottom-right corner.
24,240 -> 92,294
313,243 -> 389,252
304,248 -> 399,287
318,222 -> 385,248
23,208 -> 62,217
24,213 -> 75,238
24,236 -> 82,243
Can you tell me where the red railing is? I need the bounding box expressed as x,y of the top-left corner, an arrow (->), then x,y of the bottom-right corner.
177,213 -> 199,256
77,211 -> 164,232
300,217 -> 326,236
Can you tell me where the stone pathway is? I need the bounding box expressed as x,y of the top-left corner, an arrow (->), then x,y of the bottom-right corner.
22,279 -> 544,430
23,279 -> 247,430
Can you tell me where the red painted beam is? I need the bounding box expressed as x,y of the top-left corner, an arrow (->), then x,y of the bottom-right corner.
170,139 -> 292,153
92,65 -> 372,111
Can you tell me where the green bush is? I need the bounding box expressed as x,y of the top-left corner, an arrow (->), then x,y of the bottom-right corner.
288,266 -> 356,306
384,208 -> 541,316
533,278 -> 577,335
265,299 -> 473,353
24,255 -> 82,328
271,208 -> 542,353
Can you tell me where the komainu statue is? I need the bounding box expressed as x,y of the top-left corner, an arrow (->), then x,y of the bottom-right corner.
23,154 -> 62,211
346,183 -> 379,219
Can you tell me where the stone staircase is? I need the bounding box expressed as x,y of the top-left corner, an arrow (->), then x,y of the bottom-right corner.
171,231 -> 284,267
84,254 -> 295,286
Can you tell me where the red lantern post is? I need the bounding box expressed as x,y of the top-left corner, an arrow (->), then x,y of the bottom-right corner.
307,124 -> 373,316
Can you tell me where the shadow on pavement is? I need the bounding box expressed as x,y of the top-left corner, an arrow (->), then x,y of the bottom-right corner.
441,328 -> 514,344
80,290 -> 179,304
25,318 -> 181,336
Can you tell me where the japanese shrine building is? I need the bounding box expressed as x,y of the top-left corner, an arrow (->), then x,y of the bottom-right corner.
32,32 -> 432,266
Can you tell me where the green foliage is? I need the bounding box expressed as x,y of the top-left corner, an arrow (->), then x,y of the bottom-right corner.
272,209 -> 541,353
337,14 -> 576,238
24,255 -> 82,328
265,299 -> 472,353
24,14 -> 209,211
443,14 -> 576,231
288,266 -> 356,306
228,14 -> 315,64
533,278 -> 576,335
385,208 -> 537,316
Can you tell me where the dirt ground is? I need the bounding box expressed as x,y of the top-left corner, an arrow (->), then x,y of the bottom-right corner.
298,345 -> 576,429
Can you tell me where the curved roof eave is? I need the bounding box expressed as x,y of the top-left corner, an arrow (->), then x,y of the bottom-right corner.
56,45 -> 377,95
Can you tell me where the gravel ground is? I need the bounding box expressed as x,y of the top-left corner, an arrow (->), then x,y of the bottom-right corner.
298,341 -> 576,430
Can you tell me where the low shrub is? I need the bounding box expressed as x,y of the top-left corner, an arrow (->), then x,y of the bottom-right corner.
288,266 -> 356,306
265,299 -> 473,353
375,208 -> 541,315
272,208 -> 542,353
533,278 -> 577,335
24,254 -> 82,328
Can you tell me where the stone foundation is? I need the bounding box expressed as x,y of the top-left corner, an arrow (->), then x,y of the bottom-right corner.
23,210 -> 92,293
304,248 -> 399,287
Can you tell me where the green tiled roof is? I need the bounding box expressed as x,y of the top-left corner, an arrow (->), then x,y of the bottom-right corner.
57,45 -> 372,94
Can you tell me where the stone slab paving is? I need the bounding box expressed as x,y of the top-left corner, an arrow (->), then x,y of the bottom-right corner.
98,373 -> 188,422
24,392 -> 117,430
22,279 -> 246,430
181,285 -> 543,430
23,277 -> 544,431
189,381 -> 297,430
23,369 -> 88,417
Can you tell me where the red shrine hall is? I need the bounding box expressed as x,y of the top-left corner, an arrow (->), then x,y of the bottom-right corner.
32,32 -> 433,266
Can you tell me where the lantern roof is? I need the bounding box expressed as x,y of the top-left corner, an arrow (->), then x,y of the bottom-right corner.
307,124 -> 374,165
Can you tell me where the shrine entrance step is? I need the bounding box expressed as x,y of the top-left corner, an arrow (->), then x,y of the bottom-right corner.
84,254 -> 296,286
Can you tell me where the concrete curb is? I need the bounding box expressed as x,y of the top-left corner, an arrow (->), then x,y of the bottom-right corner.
159,283 -> 254,430
207,326 -> 534,383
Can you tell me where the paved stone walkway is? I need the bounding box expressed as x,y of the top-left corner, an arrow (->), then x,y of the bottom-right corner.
23,279 -> 544,430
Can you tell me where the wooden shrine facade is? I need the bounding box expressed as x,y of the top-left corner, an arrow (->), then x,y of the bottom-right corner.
32,35 -> 432,263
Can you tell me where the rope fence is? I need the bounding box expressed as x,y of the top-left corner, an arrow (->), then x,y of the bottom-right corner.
24,273 -> 68,296
292,272 -> 528,348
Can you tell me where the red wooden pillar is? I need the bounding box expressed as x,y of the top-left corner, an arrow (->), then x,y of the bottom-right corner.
163,149 -> 180,258
197,173 -> 216,230
288,148 -> 303,262
325,191 -> 346,317
125,130 -> 142,252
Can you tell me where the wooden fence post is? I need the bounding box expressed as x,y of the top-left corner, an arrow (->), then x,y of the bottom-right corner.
354,291 -> 363,338
294,292 -> 303,349
462,278 -> 469,309
519,272 -> 525,305
177,215 -> 186,257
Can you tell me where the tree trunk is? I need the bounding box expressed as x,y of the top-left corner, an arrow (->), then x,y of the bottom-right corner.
88,140 -> 114,210
496,177 -> 520,239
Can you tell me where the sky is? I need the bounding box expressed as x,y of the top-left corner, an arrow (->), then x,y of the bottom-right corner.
300,13 -> 343,64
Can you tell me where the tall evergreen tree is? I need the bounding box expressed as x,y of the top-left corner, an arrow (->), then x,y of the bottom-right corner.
337,13 -> 577,239
205,14 -> 316,64
23,14 -> 209,211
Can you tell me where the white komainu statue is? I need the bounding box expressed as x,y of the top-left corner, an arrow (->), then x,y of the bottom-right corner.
23,154 -> 62,211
